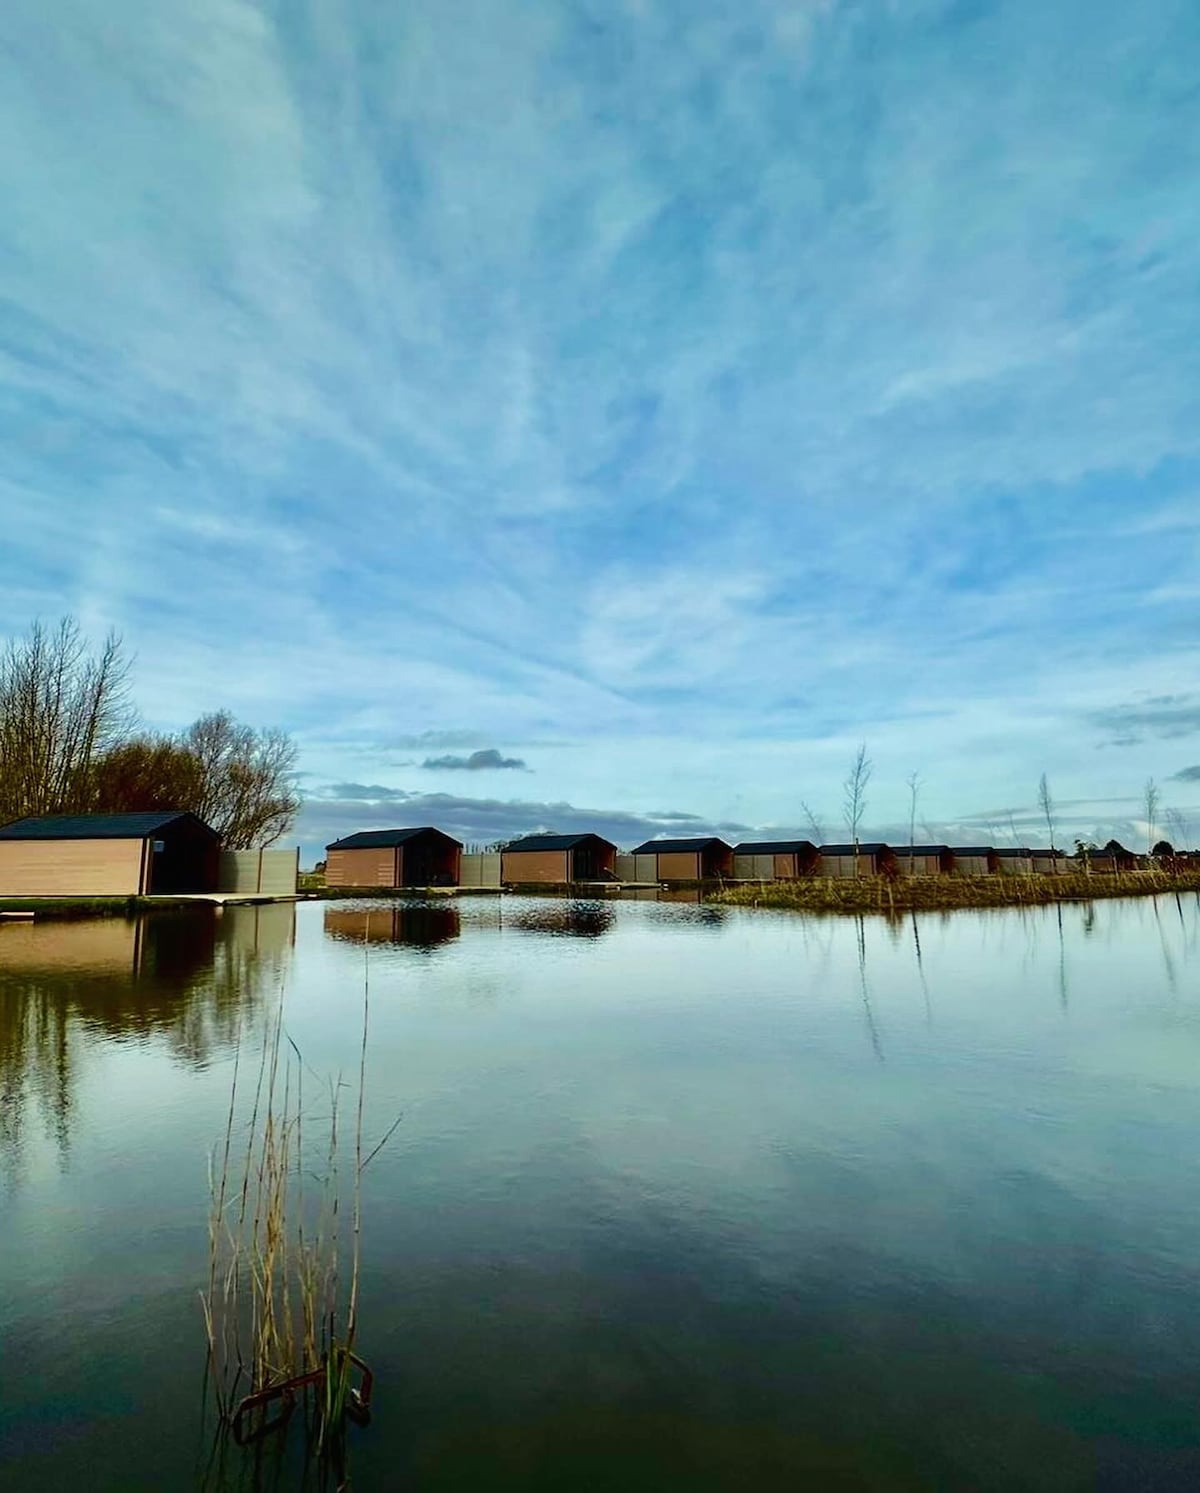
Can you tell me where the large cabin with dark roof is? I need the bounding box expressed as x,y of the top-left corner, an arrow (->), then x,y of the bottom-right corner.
631,837 -> 734,883
325,827 -> 462,888
949,847 -> 999,875
0,811 -> 220,896
501,833 -> 617,885
733,840 -> 820,880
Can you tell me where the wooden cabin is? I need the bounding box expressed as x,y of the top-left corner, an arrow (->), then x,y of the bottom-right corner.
500,833 -> 617,885
994,849 -> 1034,875
950,847 -> 998,875
630,837 -> 734,883
732,840 -> 819,880
0,811 -> 220,896
817,843 -> 895,878
325,827 -> 462,888
1030,850 -> 1071,875
890,845 -> 954,876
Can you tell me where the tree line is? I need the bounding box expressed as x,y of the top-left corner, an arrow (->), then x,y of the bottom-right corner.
0,618 -> 300,848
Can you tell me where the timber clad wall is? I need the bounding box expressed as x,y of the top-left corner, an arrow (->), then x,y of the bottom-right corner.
657,852 -> 701,882
326,846 -> 395,887
502,850 -> 569,884
0,838 -> 145,896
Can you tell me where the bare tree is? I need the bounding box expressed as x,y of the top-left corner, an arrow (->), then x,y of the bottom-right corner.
183,711 -> 301,848
0,617 -> 132,821
1165,807 -> 1191,851
1143,777 -> 1160,855
1037,773 -> 1058,851
906,772 -> 921,875
800,799 -> 825,845
842,743 -> 872,873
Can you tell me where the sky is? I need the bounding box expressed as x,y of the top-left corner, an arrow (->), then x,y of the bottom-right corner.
2,0 -> 1200,863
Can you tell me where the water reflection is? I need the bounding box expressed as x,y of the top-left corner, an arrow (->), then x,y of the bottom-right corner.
0,904 -> 293,1183
910,911 -> 933,1025
854,914 -> 884,1062
323,904 -> 461,950
510,901 -> 614,940
5,893 -> 1200,1489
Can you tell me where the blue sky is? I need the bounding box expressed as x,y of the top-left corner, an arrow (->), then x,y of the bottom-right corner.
3,0 -> 1200,861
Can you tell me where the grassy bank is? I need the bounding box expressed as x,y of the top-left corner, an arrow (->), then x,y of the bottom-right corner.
712,870 -> 1200,916
0,896 -> 205,921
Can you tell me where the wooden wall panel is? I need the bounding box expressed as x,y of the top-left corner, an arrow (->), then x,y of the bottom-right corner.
0,838 -> 145,896
325,847 -> 396,887
501,850 -> 569,884
218,849 -> 299,894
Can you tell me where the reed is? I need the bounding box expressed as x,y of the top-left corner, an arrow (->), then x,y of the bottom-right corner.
713,869 -> 1200,917
201,925 -> 398,1450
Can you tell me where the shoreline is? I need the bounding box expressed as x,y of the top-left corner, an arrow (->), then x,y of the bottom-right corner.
711,870 -> 1200,916
6,871 -> 1200,922
0,893 -> 298,921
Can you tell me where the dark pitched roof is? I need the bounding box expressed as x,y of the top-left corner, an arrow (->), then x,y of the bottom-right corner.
0,810 -> 211,841
503,833 -> 614,852
818,843 -> 892,856
890,845 -> 951,855
631,837 -> 732,855
993,847 -> 1032,857
734,840 -> 817,855
327,826 -> 460,851
950,847 -> 995,856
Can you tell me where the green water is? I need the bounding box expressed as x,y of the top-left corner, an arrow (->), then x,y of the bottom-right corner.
2,894 -> 1200,1489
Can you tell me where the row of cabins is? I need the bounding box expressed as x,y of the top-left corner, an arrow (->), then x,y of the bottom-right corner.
324,829 -> 1103,889
0,814 -> 1137,900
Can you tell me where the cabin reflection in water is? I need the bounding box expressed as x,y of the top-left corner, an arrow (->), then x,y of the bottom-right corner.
510,901 -> 615,939
0,903 -> 294,993
323,904 -> 462,951
0,904 -> 295,1178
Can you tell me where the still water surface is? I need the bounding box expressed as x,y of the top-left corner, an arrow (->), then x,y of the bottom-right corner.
2,894 -> 1200,1489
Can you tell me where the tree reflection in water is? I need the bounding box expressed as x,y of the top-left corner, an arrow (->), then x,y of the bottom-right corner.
0,904 -> 294,1183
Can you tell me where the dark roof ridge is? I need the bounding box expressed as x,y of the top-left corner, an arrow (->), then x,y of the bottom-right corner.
0,810 -> 208,840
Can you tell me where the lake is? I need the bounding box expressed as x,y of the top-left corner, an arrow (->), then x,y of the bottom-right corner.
2,893 -> 1200,1490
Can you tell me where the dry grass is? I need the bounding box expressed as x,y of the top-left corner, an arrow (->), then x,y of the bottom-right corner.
712,869 -> 1200,917
201,923 -> 399,1450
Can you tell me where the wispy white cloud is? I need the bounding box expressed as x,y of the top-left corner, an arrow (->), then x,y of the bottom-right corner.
1,0 -> 1198,841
